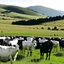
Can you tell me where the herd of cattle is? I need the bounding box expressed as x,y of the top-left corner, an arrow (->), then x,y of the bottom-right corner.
0,36 -> 64,63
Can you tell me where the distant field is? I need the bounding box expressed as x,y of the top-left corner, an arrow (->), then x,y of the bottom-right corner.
0,19 -> 64,37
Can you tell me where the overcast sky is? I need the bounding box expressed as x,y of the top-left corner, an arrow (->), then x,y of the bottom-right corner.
0,0 -> 64,11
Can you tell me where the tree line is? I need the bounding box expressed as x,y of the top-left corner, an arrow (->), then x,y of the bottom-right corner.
12,15 -> 64,25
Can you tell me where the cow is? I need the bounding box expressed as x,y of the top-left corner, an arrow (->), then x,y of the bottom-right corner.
0,45 -> 19,64
0,36 -> 19,64
35,37 -> 53,60
58,38 -> 64,51
17,36 -> 37,56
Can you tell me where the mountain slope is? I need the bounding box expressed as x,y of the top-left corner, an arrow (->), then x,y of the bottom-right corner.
28,6 -> 63,17
0,4 -> 46,19
59,10 -> 64,15
0,4 -> 44,16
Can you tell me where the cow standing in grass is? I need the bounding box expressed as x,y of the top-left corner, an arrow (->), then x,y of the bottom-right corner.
0,37 -> 19,64
35,37 -> 53,60
58,38 -> 64,51
17,36 -> 37,56
40,38 -> 53,60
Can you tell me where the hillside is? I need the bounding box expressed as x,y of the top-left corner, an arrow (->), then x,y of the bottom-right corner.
28,6 -> 64,17
0,4 -> 46,20
0,4 -> 45,16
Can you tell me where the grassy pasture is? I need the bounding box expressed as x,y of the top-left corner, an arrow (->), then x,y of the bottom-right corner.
0,19 -> 64,64
0,49 -> 64,64
0,4 -> 64,64
0,19 -> 64,37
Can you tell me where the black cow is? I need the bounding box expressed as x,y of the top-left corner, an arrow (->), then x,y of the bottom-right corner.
53,37 -> 64,51
40,40 -> 53,60
35,38 -> 53,60
58,38 -> 64,51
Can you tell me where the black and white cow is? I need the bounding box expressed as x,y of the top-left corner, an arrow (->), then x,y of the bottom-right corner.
34,37 -> 53,60
17,36 -> 37,56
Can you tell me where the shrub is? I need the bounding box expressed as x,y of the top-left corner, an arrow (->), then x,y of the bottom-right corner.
52,26 -> 59,30
47,27 -> 50,30
60,28 -> 64,31
41,27 -> 44,29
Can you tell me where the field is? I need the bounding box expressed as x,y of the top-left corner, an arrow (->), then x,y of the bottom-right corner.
0,19 -> 64,64
0,4 -> 63,37
0,4 -> 64,64
0,19 -> 64,37
1,49 -> 64,64
0,16 -> 64,64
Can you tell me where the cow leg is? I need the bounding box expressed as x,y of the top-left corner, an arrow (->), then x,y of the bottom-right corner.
48,52 -> 51,60
60,47 -> 62,51
14,51 -> 18,61
23,49 -> 25,54
0,56 -> 1,64
40,49 -> 43,59
46,53 -> 48,60
30,50 -> 32,56
27,51 -> 29,56
9,55 -> 13,64
40,52 -> 44,59
22,49 -> 24,54
22,49 -> 25,55
56,47 -> 57,52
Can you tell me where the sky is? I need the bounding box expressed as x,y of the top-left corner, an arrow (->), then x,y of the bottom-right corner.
0,0 -> 64,11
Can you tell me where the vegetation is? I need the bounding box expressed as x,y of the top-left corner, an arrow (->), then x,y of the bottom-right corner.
0,4 -> 64,37
0,49 -> 64,64
0,4 -> 64,64
0,19 -> 63,37
0,4 -> 46,20
12,16 -> 64,25
0,4 -> 45,16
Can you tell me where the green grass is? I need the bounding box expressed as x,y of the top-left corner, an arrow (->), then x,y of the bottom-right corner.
0,19 -> 64,37
7,12 -> 46,19
0,11 -> 46,19
0,8 -> 6,12
0,4 -> 64,37
0,49 -> 64,64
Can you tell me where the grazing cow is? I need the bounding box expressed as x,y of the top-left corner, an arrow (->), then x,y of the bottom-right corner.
35,38 -> 53,60
0,45 -> 19,60
45,37 -> 59,52
0,36 -> 11,46
58,38 -> 64,51
0,45 -> 19,64
0,37 -> 19,64
17,36 -> 37,56
50,40 -> 59,52
52,37 -> 64,51
34,37 -> 43,49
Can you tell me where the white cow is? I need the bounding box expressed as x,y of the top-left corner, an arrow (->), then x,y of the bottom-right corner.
0,45 -> 19,64
0,45 -> 18,60
38,38 -> 48,43
0,37 -> 19,64
21,37 -> 37,56
51,40 -> 59,52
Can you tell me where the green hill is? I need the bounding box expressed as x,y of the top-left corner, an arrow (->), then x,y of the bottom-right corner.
0,4 -> 46,19
0,4 -> 46,16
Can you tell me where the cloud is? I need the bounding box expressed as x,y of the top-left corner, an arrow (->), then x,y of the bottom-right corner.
0,0 -> 64,11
